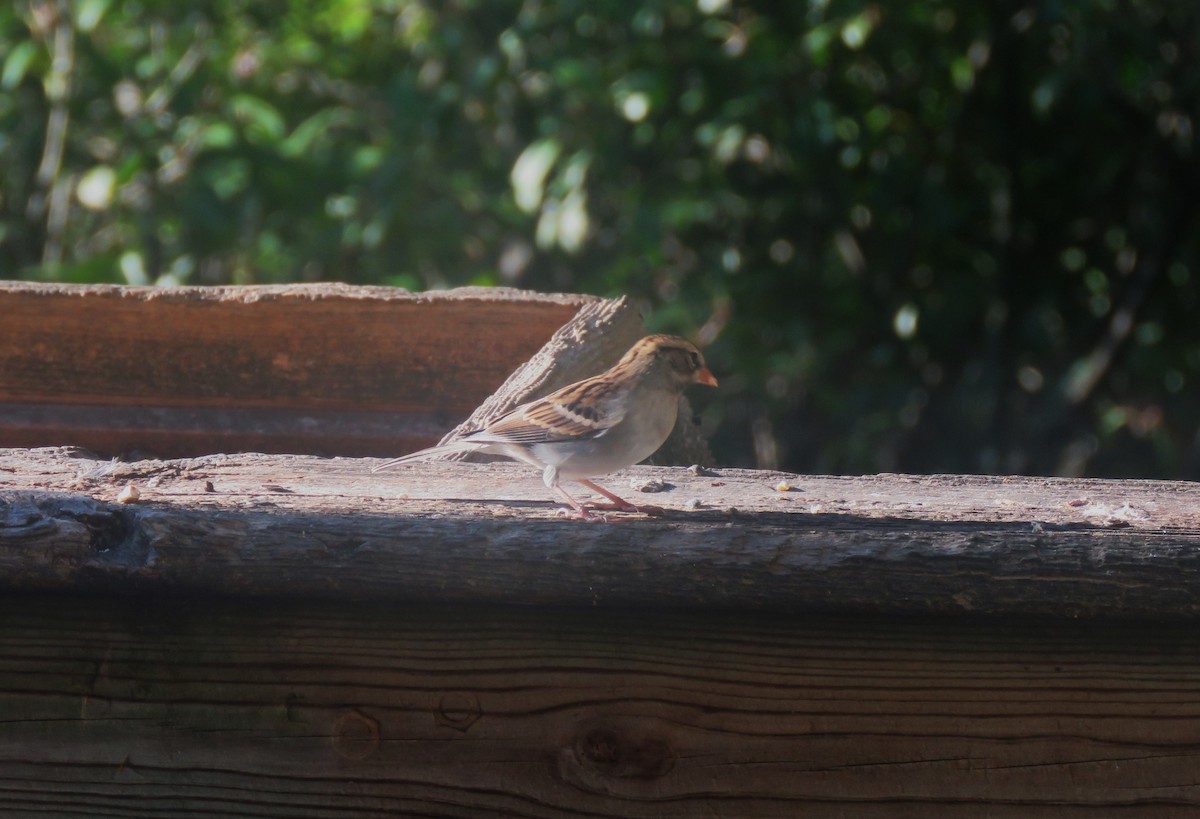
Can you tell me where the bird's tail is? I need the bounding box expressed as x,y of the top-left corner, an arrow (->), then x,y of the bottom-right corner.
371,440 -> 487,472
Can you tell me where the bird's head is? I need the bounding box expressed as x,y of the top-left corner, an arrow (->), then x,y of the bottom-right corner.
621,334 -> 719,391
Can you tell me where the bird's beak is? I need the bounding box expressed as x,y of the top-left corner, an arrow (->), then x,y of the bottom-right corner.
696,367 -> 719,387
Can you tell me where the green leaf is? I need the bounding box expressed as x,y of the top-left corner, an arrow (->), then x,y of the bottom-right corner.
75,0 -> 113,33
229,95 -> 286,144
280,107 -> 359,158
2,41 -> 38,91
511,138 -> 561,214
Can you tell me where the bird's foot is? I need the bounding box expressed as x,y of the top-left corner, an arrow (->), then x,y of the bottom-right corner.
581,500 -> 665,516
574,479 -> 665,516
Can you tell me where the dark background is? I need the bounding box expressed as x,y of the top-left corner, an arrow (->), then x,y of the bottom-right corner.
3,1 -> 1197,477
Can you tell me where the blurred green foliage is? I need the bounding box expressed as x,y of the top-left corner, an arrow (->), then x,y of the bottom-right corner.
2,0 -> 1198,478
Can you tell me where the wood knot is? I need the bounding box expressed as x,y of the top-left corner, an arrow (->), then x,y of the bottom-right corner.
331,709 -> 379,760
435,692 -> 482,732
572,721 -> 676,780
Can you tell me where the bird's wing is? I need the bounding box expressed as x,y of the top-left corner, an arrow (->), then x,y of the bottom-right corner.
465,375 -> 631,446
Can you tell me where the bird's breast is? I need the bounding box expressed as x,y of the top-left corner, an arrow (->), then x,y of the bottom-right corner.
540,388 -> 680,480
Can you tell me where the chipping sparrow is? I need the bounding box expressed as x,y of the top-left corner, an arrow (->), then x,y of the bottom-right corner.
373,334 -> 717,519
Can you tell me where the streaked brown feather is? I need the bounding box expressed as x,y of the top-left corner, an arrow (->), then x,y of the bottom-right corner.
463,371 -> 630,446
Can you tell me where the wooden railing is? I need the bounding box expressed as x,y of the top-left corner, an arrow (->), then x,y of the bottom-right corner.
2,282 -> 1198,817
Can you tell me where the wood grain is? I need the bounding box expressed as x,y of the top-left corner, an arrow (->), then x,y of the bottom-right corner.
4,449 -> 1200,814
3,447 -> 1199,618
1,595 -> 1197,818
0,282 -> 588,458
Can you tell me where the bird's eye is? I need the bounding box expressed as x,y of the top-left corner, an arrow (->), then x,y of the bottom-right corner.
689,352 -> 701,368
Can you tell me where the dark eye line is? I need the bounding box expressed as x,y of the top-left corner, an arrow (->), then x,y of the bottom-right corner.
661,344 -> 701,369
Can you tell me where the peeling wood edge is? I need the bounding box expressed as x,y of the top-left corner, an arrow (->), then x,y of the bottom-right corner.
440,295 -> 646,445
0,280 -> 602,306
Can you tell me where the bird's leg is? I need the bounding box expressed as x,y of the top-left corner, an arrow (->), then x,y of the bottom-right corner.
576,479 -> 664,515
553,485 -> 607,522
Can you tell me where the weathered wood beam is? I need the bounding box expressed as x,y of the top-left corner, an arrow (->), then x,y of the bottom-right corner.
3,448 -> 1199,618
0,282 -> 593,458
5,447 -> 1200,815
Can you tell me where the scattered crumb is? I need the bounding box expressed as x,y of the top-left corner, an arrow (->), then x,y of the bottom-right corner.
630,477 -> 671,493
684,497 -> 702,511
688,464 -> 716,477
1030,521 -> 1045,533
1067,498 -> 1088,507
204,481 -> 216,493
117,482 -> 140,504
775,481 -> 793,492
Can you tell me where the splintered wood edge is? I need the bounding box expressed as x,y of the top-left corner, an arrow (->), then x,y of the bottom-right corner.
0,280 -> 601,307
440,296 -> 645,444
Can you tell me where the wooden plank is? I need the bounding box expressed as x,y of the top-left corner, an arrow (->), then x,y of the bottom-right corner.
3,448 -> 1199,618
0,282 -> 590,458
1,594 -> 1197,818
